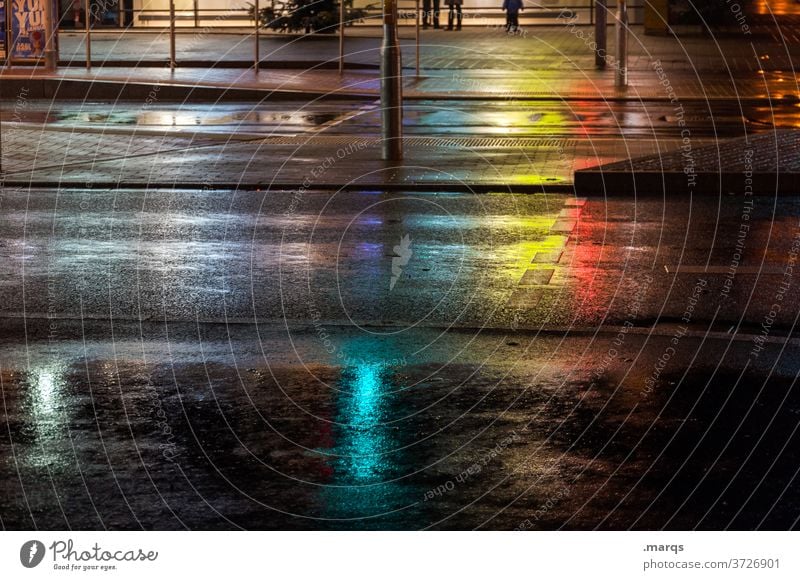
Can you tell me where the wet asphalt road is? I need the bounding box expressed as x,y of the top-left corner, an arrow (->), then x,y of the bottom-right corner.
2,183 -> 800,530
3,188 -> 800,330
1,320 -> 799,530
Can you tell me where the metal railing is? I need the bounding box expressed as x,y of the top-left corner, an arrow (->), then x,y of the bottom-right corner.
38,1 -> 645,71
56,1 -> 643,29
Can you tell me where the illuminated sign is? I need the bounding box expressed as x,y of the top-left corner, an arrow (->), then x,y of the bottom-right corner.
10,0 -> 56,61
0,0 -> 6,60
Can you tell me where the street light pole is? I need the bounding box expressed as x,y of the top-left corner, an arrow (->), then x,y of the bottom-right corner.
381,0 -> 403,161
615,0 -> 628,87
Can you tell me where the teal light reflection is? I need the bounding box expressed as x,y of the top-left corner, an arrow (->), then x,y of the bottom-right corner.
316,349 -> 422,526
314,332 -> 428,527
337,361 -> 389,483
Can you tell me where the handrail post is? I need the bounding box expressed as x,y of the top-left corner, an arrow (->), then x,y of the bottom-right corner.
85,0 -> 92,69
254,0 -> 260,74
169,0 -> 176,69
415,0 -> 420,77
338,0 -> 345,74
44,0 -> 57,71
615,0 -> 627,86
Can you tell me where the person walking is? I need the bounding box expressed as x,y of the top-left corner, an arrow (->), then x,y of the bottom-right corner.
445,0 -> 463,30
423,0 -> 441,29
502,0 -> 523,33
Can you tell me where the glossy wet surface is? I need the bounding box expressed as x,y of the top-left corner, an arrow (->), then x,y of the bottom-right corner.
5,9 -> 800,531
2,188 -> 800,529
1,322 -> 799,530
3,100 -> 795,138
3,189 -> 800,329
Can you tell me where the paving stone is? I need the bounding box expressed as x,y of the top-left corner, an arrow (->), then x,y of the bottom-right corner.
519,269 -> 555,285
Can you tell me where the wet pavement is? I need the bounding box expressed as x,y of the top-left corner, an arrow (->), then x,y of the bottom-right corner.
0,98 -> 793,189
8,21 -> 800,106
48,24 -> 800,72
4,188 -> 800,329
3,14 -> 800,531
2,99 -> 788,138
2,321 -> 799,530
2,185 -> 800,529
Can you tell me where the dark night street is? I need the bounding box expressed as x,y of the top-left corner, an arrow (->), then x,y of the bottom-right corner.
2,1 -> 800,546
2,184 -> 799,529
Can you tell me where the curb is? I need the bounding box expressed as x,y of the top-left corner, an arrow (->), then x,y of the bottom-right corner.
4,75 -> 800,103
57,60 -> 380,70
1,181 -> 577,193
10,178 -> 796,196
574,171 -> 791,196
0,77 -> 373,101
574,131 -> 799,196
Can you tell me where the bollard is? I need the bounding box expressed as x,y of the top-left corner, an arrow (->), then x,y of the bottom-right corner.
615,0 -> 627,87
381,0 -> 403,161
594,0 -> 607,69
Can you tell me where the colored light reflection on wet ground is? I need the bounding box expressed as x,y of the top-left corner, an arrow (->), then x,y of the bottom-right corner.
25,363 -> 71,470
336,362 -> 388,483
312,338 -> 422,525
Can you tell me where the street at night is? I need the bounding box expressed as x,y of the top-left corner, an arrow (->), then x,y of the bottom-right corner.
2,0 -> 800,576
2,187 -> 800,530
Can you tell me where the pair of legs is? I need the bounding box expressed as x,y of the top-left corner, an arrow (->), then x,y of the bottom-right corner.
447,4 -> 462,30
422,0 -> 441,28
506,12 -> 519,31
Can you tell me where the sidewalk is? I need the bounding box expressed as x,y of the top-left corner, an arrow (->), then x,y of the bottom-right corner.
1,22 -> 797,191
575,130 -> 800,196
1,124 -> 704,191
2,26 -> 798,101
48,23 -> 800,71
